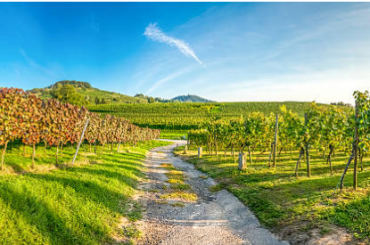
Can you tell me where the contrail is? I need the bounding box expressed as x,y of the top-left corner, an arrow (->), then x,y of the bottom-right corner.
144,23 -> 204,66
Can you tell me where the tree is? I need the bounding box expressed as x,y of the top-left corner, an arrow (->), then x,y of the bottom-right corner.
148,97 -> 155,103
95,97 -> 100,105
51,84 -> 87,106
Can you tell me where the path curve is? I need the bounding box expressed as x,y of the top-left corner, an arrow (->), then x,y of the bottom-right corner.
137,140 -> 288,245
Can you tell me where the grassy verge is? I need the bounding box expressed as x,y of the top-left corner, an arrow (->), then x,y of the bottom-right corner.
174,146 -> 370,242
159,130 -> 188,140
0,140 -> 171,244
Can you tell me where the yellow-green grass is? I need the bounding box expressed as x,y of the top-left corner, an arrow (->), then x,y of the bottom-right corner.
174,147 -> 370,240
156,200 -> 169,205
171,202 -> 186,207
159,130 -> 188,140
160,192 -> 198,201
159,163 -> 197,202
122,225 -> 141,239
0,140 -> 171,244
209,183 -> 226,193
1,140 -> 169,173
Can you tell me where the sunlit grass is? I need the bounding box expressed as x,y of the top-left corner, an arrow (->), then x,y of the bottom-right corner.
0,140 -> 171,244
160,130 -> 188,140
160,192 -> 198,201
159,163 -> 197,202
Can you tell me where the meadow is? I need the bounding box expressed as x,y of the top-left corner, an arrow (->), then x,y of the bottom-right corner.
0,140 -> 171,244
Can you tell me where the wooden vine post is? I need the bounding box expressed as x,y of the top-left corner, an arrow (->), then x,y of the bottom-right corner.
72,118 -> 90,165
238,152 -> 246,170
305,113 -> 311,177
268,142 -> 274,168
354,100 -> 359,190
272,114 -> 278,168
198,147 -> 202,158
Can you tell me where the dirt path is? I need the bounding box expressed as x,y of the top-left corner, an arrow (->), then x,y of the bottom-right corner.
136,140 -> 288,245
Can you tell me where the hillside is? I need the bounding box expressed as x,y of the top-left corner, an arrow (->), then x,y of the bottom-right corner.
88,101 -> 350,130
171,94 -> 214,102
28,80 -> 148,104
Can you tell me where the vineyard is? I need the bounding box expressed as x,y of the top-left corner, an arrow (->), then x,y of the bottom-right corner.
170,90 -> 370,240
87,101 -> 342,130
3,86 -> 370,242
0,87 -> 169,244
187,91 -> 370,190
0,88 -> 160,171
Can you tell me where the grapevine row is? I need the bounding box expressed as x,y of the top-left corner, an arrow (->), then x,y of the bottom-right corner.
0,88 -> 160,170
188,91 -> 370,190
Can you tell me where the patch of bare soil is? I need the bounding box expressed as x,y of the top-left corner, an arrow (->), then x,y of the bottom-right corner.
276,223 -> 366,245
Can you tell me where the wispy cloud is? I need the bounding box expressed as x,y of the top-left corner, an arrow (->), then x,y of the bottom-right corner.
146,66 -> 195,94
144,23 -> 204,66
91,16 -> 100,33
19,48 -> 55,77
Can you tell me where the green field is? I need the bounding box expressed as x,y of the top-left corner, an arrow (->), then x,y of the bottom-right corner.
174,146 -> 370,242
0,140 -> 171,244
88,101 -> 344,130
159,130 -> 188,140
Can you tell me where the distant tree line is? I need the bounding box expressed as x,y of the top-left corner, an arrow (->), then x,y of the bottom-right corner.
95,97 -> 107,105
330,102 -> 352,108
48,80 -> 92,89
134,93 -> 170,103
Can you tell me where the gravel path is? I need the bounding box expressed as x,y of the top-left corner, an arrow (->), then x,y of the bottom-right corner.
137,140 -> 288,245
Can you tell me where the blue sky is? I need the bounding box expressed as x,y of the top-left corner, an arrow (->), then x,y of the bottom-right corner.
0,2 -> 369,104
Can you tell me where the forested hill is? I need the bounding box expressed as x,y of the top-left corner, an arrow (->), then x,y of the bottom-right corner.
28,80 -> 148,105
28,81 -> 214,105
171,94 -> 214,102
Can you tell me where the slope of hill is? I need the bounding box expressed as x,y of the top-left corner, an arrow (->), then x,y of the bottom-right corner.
88,101 -> 351,130
28,80 -> 148,104
171,94 -> 214,102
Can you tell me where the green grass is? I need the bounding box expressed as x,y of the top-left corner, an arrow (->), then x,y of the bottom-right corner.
1,140 -> 170,173
158,163 -> 197,202
0,140 -> 171,244
160,192 -> 198,201
160,130 -> 188,140
209,183 -> 226,193
174,147 -> 370,240
171,202 -> 186,207
122,225 -> 141,238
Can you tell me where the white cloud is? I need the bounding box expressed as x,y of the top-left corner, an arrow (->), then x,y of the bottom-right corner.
146,66 -> 194,94
144,23 -> 204,66
19,48 -> 55,77
91,16 -> 100,33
